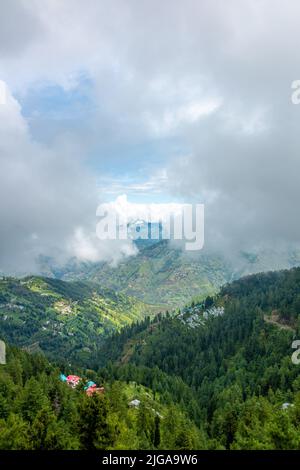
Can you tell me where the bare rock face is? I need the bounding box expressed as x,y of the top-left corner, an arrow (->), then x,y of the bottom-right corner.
0,340 -> 5,364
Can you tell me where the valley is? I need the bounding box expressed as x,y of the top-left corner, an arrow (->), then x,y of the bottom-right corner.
1,245 -> 300,449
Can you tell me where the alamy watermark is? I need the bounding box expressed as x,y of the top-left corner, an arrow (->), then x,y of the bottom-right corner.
291,340 -> 300,365
291,80 -> 300,104
287,83 -> 300,363
96,198 -> 204,251
0,340 -> 6,365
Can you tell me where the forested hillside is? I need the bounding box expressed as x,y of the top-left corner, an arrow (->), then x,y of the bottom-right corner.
95,268 -> 300,449
0,345 -> 206,450
57,241 -> 233,307
0,276 -> 155,365
1,268 -> 300,449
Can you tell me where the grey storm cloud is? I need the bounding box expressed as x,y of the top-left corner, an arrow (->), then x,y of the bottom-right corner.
0,85 -> 97,272
163,1 -> 300,252
0,0 -> 300,271
0,0 -> 42,57
0,85 -> 135,273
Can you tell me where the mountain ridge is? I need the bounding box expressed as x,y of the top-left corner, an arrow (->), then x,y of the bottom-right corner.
39,241 -> 300,308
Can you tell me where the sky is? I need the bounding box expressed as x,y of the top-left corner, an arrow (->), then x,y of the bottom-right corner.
0,0 -> 300,273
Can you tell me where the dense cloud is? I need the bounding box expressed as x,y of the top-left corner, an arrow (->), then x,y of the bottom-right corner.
0,0 -> 300,271
0,0 -> 42,57
0,83 -> 135,273
163,1 -> 300,251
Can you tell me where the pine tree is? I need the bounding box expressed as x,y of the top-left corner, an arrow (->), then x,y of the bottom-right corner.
77,394 -> 117,450
153,415 -> 160,448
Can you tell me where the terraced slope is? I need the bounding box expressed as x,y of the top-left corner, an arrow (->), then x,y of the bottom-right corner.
0,276 -> 156,365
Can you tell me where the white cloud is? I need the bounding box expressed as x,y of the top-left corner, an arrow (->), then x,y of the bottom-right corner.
1,0 -> 300,267
100,194 -> 188,223
0,82 -> 136,273
143,99 -> 221,137
68,226 -> 137,263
